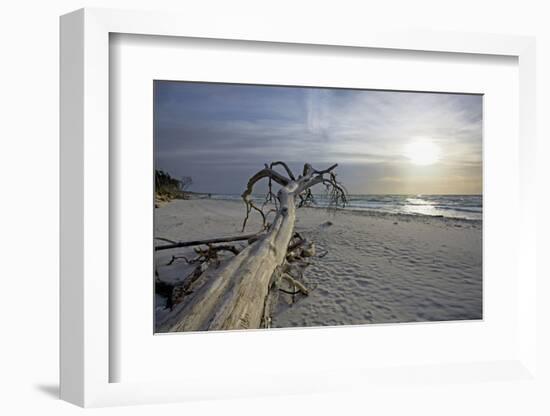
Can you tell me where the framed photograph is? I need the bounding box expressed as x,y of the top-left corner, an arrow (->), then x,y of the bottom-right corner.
153,81 -> 483,333
60,8 -> 537,407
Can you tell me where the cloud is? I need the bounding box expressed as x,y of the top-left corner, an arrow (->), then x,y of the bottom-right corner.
155,81 -> 482,194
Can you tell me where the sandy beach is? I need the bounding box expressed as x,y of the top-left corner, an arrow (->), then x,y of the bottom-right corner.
155,198 -> 482,329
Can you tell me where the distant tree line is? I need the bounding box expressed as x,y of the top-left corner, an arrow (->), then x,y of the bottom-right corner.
155,169 -> 192,200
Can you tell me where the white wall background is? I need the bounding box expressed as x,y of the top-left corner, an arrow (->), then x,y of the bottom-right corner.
0,1 -> 548,414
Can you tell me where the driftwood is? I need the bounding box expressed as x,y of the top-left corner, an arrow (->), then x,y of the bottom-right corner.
157,161 -> 347,332
155,232 -> 261,251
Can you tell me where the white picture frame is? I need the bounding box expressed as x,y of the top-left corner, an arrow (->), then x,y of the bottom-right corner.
60,7 -> 537,407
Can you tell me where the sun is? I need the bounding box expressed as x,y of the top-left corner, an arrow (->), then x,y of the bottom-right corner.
404,139 -> 441,166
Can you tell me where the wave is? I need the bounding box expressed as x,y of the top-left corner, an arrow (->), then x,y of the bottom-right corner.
209,193 -> 483,221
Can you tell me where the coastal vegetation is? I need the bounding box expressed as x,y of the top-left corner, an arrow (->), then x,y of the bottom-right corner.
155,169 -> 192,207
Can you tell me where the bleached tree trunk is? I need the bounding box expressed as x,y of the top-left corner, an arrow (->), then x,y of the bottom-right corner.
158,163 -> 345,332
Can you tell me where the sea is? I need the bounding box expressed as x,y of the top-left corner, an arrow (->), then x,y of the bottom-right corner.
210,194 -> 483,221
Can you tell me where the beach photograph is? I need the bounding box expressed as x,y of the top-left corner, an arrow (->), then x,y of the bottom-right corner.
153,81 -> 483,333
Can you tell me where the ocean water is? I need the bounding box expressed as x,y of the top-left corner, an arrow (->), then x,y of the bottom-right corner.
210,194 -> 482,221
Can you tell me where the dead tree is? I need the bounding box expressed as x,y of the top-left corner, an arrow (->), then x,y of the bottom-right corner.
158,162 -> 347,332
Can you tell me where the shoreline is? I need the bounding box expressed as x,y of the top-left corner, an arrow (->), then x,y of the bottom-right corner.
184,195 -> 482,228
303,204 -> 482,227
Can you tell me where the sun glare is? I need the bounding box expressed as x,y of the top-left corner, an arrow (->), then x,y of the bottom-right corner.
404,139 -> 441,166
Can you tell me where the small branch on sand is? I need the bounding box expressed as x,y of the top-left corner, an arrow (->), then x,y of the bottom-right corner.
166,255 -> 192,266
157,161 -> 347,332
155,237 -> 178,245
165,244 -> 241,266
281,273 -> 309,295
155,232 -> 262,251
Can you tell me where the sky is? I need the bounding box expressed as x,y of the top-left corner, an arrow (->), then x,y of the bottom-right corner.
154,81 -> 482,195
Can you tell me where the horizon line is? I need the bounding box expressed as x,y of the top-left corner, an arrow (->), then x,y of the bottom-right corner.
186,191 -> 482,196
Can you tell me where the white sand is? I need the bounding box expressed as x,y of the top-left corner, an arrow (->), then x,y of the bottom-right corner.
155,198 -> 482,328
